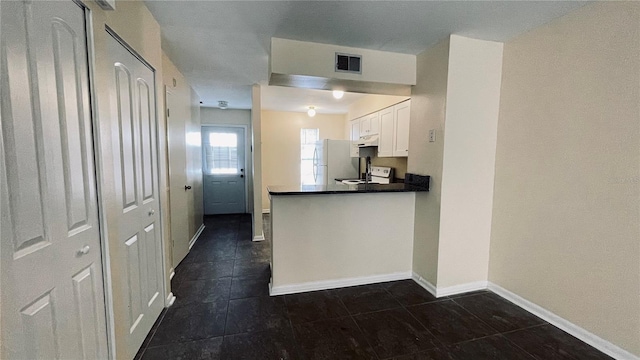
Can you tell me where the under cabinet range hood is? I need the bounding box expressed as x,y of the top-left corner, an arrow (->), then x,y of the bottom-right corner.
357,134 -> 379,147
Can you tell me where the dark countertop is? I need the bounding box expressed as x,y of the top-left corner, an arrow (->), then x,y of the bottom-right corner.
268,182 -> 428,196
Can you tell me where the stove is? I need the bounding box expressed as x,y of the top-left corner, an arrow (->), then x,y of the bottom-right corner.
341,166 -> 394,185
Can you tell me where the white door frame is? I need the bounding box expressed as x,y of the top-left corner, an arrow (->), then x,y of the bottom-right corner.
202,124 -> 251,213
81,3 -> 117,360
83,9 -> 169,360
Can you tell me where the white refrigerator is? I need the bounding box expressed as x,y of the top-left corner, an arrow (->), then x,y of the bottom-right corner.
312,139 -> 359,185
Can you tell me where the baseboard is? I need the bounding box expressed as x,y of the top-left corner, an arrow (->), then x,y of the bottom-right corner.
270,271 -> 412,296
436,281 -> 488,297
262,208 -> 270,214
488,282 -> 639,360
188,224 -> 205,250
169,268 -> 175,280
253,231 -> 265,242
165,292 -> 176,307
411,272 -> 438,297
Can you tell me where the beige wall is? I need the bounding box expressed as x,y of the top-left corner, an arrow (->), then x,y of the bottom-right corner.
489,2 -> 640,356
408,38 -> 450,285
261,110 -> 348,210
437,36 -> 503,288
80,1 -> 170,358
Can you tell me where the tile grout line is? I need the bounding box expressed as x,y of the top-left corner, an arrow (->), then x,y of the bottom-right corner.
332,289 -> 384,360
381,285 -> 449,354
282,294 -> 306,360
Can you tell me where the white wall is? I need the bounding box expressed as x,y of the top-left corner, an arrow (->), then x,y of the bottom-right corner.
489,2 -> 640,356
271,38 -> 416,85
271,193 -> 415,290
437,36 -> 503,288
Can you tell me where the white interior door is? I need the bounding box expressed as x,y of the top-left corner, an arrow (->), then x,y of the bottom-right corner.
202,126 -> 246,214
165,88 -> 189,267
106,30 -> 164,356
1,1 -> 108,358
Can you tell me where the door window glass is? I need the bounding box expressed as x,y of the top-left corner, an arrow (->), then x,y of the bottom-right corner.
300,128 -> 319,185
205,132 -> 238,174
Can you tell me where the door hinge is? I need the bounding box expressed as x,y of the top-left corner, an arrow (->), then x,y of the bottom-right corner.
167,108 -> 170,117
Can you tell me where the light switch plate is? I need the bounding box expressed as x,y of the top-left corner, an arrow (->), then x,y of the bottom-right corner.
429,129 -> 436,142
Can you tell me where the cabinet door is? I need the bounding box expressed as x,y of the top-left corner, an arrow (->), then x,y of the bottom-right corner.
350,119 -> 360,157
368,112 -> 380,135
359,117 -> 370,135
393,101 -> 411,157
350,119 -> 360,141
378,107 -> 394,157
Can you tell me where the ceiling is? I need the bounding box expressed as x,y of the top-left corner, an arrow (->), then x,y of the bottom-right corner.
145,0 -> 586,112
261,86 -> 366,114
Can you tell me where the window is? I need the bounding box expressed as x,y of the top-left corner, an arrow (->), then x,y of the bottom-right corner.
300,128 -> 319,185
204,132 -> 238,174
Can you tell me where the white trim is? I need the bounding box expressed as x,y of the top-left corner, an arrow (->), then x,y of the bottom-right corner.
262,208 -> 270,214
436,281 -> 488,297
165,292 -> 176,307
188,224 -> 205,250
488,282 -> 639,360
269,271 -> 412,296
411,272 -> 438,297
83,5 -> 116,359
169,268 -> 175,280
253,232 -> 265,242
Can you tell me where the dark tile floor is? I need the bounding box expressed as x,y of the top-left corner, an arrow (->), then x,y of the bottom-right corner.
136,214 -> 612,360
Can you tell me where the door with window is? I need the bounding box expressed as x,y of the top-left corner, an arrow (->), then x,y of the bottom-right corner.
202,126 -> 246,214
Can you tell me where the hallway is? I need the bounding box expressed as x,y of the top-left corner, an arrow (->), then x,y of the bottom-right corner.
135,214 -> 611,360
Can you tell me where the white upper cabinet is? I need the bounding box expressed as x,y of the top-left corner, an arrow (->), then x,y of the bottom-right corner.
348,100 -> 411,158
360,112 -> 380,136
377,107 -> 394,157
393,101 -> 411,157
377,100 -> 411,158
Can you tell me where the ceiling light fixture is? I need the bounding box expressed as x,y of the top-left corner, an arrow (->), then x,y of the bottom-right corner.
218,100 -> 228,109
307,106 -> 316,117
332,90 -> 344,99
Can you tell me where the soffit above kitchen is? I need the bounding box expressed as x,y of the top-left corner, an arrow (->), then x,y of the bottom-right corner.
144,0 -> 586,110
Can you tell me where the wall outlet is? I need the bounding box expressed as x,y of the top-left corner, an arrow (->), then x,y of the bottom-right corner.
429,129 -> 436,142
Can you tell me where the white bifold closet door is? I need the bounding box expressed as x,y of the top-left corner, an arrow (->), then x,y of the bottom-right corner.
105,30 -> 165,357
1,1 -> 109,359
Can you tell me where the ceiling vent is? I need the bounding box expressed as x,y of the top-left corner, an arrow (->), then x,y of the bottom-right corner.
335,53 -> 361,74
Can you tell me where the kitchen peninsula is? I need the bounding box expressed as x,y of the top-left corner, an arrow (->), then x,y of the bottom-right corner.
267,174 -> 429,295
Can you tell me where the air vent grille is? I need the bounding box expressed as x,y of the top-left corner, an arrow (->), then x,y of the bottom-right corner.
335,53 -> 362,74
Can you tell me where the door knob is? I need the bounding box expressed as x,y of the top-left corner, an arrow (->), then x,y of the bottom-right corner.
77,245 -> 90,256
240,174 -> 244,178
240,168 -> 244,172
184,185 -> 192,190
148,209 -> 155,216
